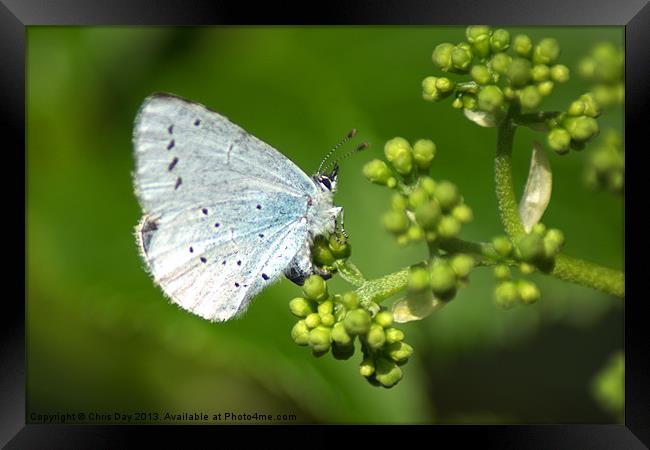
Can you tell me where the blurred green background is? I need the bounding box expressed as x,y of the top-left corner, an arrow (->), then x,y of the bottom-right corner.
27,26 -> 624,424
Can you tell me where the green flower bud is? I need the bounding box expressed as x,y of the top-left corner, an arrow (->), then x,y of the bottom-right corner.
291,320 -> 310,346
451,254 -> 475,279
462,94 -> 478,110
533,38 -> 560,65
478,85 -> 504,112
537,80 -> 554,97
490,29 -> 510,52
490,52 -> 511,75
414,201 -> 442,230
312,236 -> 336,266
422,76 -> 440,102
367,324 -> 386,350
341,292 -> 360,310
304,312 -> 321,329
579,93 -> 601,118
406,225 -> 424,242
396,234 -> 410,247
383,210 -> 410,234
331,322 -> 353,346
550,64 -> 570,83
543,228 -> 565,257
429,259 -> 457,300
452,97 -> 463,109
437,216 -> 461,240
408,187 -> 429,209
452,203 -> 473,224
515,233 -> 545,262
343,309 -> 372,335
434,180 -> 460,212
360,358 -> 375,377
390,193 -> 408,211
519,85 -> 542,109
412,139 -> 437,170
384,137 -> 411,162
363,159 -> 395,187
408,266 -> 431,292
517,280 -> 540,304
321,314 -> 336,327
532,64 -> 550,82
386,341 -> 414,363
465,25 -> 491,43
375,357 -> 403,388
391,148 -> 414,175
308,326 -> 332,353
471,64 -> 493,85
289,297 -> 314,318
436,77 -> 455,93
513,34 -> 533,58
563,116 -> 599,141
494,281 -> 519,309
494,264 -> 511,280
451,43 -> 473,72
385,328 -> 405,344
519,262 -> 536,274
492,236 -> 513,257
419,176 -> 437,195
503,86 -> 517,100
531,223 -> 547,236
303,275 -> 328,302
547,128 -> 571,154
328,235 -> 351,259
317,300 -> 334,316
508,58 -> 532,88
568,100 -> 585,116
432,43 -> 454,71
375,310 -> 394,328
331,342 -> 355,360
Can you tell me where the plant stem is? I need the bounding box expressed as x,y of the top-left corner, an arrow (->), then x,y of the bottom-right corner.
354,267 -> 409,304
495,103 -> 526,237
552,254 -> 624,298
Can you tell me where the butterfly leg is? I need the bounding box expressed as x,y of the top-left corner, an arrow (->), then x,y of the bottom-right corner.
334,207 -> 348,244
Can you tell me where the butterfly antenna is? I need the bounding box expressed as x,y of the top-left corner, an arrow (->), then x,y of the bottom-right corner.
327,142 -> 369,173
317,129 -> 357,175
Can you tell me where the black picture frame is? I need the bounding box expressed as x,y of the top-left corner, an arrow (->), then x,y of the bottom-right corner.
5,0 -> 647,446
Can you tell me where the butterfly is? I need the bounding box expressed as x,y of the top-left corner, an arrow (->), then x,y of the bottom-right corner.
133,93 -> 349,322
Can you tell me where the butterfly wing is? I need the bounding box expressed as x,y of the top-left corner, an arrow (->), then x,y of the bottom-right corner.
133,93 -> 316,321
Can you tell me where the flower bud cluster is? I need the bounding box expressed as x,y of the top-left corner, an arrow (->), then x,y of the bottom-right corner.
364,137 -> 473,247
490,224 -> 565,308
426,26 -> 571,118
408,254 -> 475,303
578,43 -> 624,109
289,275 -> 412,388
311,234 -> 352,273
584,130 -> 624,194
546,93 -> 601,154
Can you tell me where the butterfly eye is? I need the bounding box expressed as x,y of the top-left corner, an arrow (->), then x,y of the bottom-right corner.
319,176 -> 332,191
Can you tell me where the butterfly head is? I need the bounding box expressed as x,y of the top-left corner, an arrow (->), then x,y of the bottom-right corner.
315,164 -> 338,192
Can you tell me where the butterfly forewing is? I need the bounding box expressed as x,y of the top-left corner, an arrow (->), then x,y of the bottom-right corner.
133,93 -> 316,321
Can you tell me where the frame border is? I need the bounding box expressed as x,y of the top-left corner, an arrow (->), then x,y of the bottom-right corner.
7,0 -> 647,446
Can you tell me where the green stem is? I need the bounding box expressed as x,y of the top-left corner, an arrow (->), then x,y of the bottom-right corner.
354,268 -> 409,304
514,111 -> 561,125
495,103 -> 526,237
552,254 -> 624,298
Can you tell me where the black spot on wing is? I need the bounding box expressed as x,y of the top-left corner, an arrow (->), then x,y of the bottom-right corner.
200,257 -> 207,263
215,223 -> 220,228
189,246 -> 194,253
175,177 -> 182,190
168,157 -> 178,171
194,119 -> 201,126
167,140 -> 175,150
256,204 -> 262,210
168,125 -> 173,134
262,273 -> 269,280
202,208 -> 208,215
139,216 -> 158,255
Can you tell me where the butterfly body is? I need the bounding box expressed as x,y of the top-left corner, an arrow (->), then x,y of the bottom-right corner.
133,93 -> 340,321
